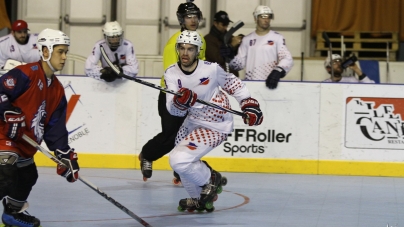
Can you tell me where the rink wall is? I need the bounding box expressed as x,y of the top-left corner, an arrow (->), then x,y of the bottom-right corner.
34,76 -> 404,177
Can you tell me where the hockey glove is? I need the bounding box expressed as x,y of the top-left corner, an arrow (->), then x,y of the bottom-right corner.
3,107 -> 26,141
266,66 -> 286,89
100,67 -> 118,82
241,98 -> 263,126
173,88 -> 197,111
55,148 -> 80,183
219,44 -> 235,61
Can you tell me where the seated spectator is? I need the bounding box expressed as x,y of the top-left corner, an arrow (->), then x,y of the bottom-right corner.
323,54 -> 374,83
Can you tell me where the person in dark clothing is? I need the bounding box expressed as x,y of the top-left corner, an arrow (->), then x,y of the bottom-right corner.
204,11 -> 243,76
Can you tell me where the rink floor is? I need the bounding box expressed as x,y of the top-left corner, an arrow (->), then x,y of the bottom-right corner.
13,167 -> 404,227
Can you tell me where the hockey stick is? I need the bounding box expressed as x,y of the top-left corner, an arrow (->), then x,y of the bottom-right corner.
100,46 -> 246,117
22,134 -> 153,227
322,31 -> 334,81
386,41 -> 390,83
223,20 -> 244,72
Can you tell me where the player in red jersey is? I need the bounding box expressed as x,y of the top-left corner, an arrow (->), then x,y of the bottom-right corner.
0,28 -> 79,227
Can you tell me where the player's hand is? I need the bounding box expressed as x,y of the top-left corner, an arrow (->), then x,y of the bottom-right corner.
241,98 -> 263,126
100,67 -> 118,82
173,88 -> 197,111
266,66 -> 286,89
55,148 -> 80,183
3,107 -> 26,141
219,44 -> 235,60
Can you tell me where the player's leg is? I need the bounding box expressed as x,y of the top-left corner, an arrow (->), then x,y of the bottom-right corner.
1,154 -> 40,227
140,91 -> 185,179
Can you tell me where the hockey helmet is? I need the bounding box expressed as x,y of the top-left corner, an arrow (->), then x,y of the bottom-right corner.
103,21 -> 124,50
37,28 -> 70,62
176,30 -> 202,54
176,2 -> 202,25
324,54 -> 342,68
253,5 -> 274,20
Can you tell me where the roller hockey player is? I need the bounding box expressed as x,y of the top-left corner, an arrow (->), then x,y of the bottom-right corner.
165,30 -> 263,212
85,21 -> 138,82
139,1 -> 207,184
0,28 -> 80,227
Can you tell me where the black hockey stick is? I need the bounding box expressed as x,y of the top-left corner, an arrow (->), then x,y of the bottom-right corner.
22,135 -> 153,227
223,20 -> 244,72
322,31 -> 334,80
100,46 -> 246,117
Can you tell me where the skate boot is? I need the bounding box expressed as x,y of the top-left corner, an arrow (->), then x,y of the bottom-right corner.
177,198 -> 211,212
139,153 -> 152,181
2,199 -> 40,227
172,171 -> 182,186
199,169 -> 227,210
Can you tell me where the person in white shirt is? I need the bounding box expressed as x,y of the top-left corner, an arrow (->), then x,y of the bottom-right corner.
85,21 -> 138,82
0,20 -> 40,69
222,5 -> 294,89
165,30 -> 263,211
323,54 -> 374,83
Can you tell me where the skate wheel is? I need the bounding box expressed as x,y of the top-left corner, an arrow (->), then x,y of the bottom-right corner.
187,208 -> 195,212
205,201 -> 214,209
206,206 -> 215,212
143,177 -> 148,182
196,207 -> 205,212
177,205 -> 186,212
221,177 -> 228,186
217,185 -> 223,194
172,177 -> 182,186
213,194 -> 218,202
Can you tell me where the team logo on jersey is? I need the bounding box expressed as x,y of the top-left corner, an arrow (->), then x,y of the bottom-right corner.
267,40 -> 274,45
3,76 -> 16,90
186,142 -> 198,150
199,77 -> 210,85
120,55 -> 126,60
37,79 -> 44,91
32,100 -> 47,143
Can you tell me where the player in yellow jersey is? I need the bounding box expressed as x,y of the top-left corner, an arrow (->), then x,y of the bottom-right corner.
139,2 -> 206,182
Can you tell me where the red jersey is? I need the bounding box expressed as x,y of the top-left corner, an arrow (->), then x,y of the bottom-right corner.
0,61 -> 70,158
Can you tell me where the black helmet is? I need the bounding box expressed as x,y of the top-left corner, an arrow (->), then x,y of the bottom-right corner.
176,2 -> 202,25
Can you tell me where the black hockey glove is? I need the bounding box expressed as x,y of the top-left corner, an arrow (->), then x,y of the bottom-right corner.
219,44 -> 235,61
100,67 -> 118,82
3,107 -> 26,141
55,148 -> 80,183
266,66 -> 286,89
240,98 -> 263,126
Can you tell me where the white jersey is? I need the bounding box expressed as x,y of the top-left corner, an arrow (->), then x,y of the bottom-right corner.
229,30 -> 294,80
323,75 -> 375,83
0,33 -> 40,69
165,60 -> 251,134
85,39 -> 138,80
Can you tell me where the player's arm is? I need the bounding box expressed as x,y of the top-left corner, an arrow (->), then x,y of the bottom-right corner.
275,35 -> 294,74
84,44 -> 104,80
228,38 -> 247,71
164,72 -> 191,117
121,41 -> 139,78
216,64 -> 250,103
0,69 -> 31,141
43,96 -> 79,183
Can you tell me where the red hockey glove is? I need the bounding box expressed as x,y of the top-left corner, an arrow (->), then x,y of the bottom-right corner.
55,148 -> 80,183
266,66 -> 286,89
173,88 -> 197,111
241,98 -> 263,126
3,107 -> 26,141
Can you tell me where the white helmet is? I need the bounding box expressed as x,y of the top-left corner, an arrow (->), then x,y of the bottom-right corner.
103,21 -> 124,49
176,30 -> 202,53
253,5 -> 274,20
37,28 -> 70,62
324,54 -> 342,68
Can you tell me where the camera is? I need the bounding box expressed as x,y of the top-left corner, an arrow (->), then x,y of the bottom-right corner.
341,54 -> 357,69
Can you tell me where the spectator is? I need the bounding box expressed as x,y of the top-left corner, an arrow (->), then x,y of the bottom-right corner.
0,20 -> 40,69
85,21 -> 138,82
204,10 -> 242,76
222,5 -> 294,89
323,54 -> 374,83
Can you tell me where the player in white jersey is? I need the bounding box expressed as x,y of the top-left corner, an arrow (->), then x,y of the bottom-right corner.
165,30 -> 263,211
224,5 -> 293,89
323,54 -> 374,83
85,21 -> 138,82
0,20 -> 40,69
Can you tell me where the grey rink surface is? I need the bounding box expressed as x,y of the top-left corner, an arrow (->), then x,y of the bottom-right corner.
20,167 -> 404,227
